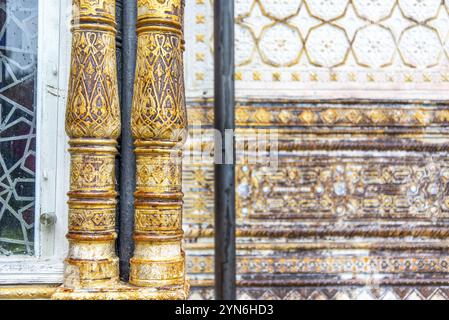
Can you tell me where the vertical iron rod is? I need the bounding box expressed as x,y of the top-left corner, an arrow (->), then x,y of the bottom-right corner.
118,0 -> 137,281
214,0 -> 236,300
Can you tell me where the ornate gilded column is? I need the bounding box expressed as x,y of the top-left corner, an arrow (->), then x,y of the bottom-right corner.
54,0 -> 121,296
130,0 -> 189,296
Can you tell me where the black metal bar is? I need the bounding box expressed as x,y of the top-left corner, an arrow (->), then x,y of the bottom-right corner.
214,0 -> 236,300
118,0 -> 137,281
115,0 -> 123,277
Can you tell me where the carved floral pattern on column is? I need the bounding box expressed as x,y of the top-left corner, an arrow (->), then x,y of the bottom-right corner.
130,0 -> 188,292
131,32 -> 186,140
65,31 -> 120,138
60,0 -> 121,291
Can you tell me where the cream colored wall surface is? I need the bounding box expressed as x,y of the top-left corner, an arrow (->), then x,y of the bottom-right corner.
186,0 -> 449,100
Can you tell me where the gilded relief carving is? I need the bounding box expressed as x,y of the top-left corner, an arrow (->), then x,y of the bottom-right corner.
237,155 -> 449,221
51,0 -> 190,300
187,103 -> 449,127
130,0 -> 188,295
187,254 -> 449,275
65,30 -> 120,139
136,154 -> 182,193
70,154 -> 115,191
68,207 -> 116,232
138,0 -> 183,25
53,0 -> 121,297
74,0 -> 116,21
134,207 -> 182,232
131,31 -> 187,141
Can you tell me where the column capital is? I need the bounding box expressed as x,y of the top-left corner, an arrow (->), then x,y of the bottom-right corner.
137,0 -> 184,31
73,0 -> 117,28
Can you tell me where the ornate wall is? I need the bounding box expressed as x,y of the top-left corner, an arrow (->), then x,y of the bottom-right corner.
183,0 -> 449,300
186,0 -> 449,100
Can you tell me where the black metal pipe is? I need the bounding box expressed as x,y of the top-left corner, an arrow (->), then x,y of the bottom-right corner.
118,0 -> 137,281
214,0 -> 236,300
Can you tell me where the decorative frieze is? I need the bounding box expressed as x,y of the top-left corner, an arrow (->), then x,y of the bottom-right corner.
187,254 -> 449,275
190,286 -> 449,300
187,102 -> 449,128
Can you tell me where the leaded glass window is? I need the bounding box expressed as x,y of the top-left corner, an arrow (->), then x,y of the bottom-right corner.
0,0 -> 38,256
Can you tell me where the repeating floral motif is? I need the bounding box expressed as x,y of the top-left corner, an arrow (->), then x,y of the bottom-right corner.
237,155 -> 449,221
66,30 -> 120,139
187,255 -> 449,274
183,146 -> 449,226
186,0 -> 449,99
70,155 -> 115,191
187,103 -> 449,127
69,207 -> 116,232
136,155 -> 182,193
135,208 -> 181,232
130,0 -> 187,290
131,31 -> 187,142
62,0 -> 121,290
0,0 -> 38,255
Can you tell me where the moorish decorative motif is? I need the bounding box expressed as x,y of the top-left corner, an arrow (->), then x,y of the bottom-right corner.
190,287 -> 449,300
0,0 -> 38,256
3,0 -> 449,302
193,254 -> 449,274
187,103 -> 449,128
186,0 -> 449,99
182,98 -> 449,299
130,0 -> 188,297
237,154 -> 449,222
54,0 -> 121,295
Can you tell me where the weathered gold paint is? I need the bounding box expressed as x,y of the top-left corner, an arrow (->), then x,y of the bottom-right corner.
53,0 -> 120,297
50,0 -> 190,300
0,285 -> 58,300
129,0 -> 188,293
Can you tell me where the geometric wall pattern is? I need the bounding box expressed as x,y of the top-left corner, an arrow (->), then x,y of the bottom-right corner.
0,0 -> 38,256
190,286 -> 449,300
186,0 -> 449,100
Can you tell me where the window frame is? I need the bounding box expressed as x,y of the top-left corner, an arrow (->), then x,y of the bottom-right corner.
0,0 -> 70,284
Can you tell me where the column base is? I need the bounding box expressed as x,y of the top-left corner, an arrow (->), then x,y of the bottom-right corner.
51,281 -> 190,300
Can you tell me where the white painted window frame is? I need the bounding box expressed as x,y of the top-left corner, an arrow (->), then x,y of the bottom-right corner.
0,0 -> 71,284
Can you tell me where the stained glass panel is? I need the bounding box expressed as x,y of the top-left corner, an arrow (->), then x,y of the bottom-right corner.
0,0 -> 38,256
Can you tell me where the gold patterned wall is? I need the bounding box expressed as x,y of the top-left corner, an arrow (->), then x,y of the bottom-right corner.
186,0 -> 449,100
183,0 -> 449,300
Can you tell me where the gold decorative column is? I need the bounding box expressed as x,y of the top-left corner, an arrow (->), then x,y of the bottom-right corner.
130,0 -> 189,297
53,0 -> 121,297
